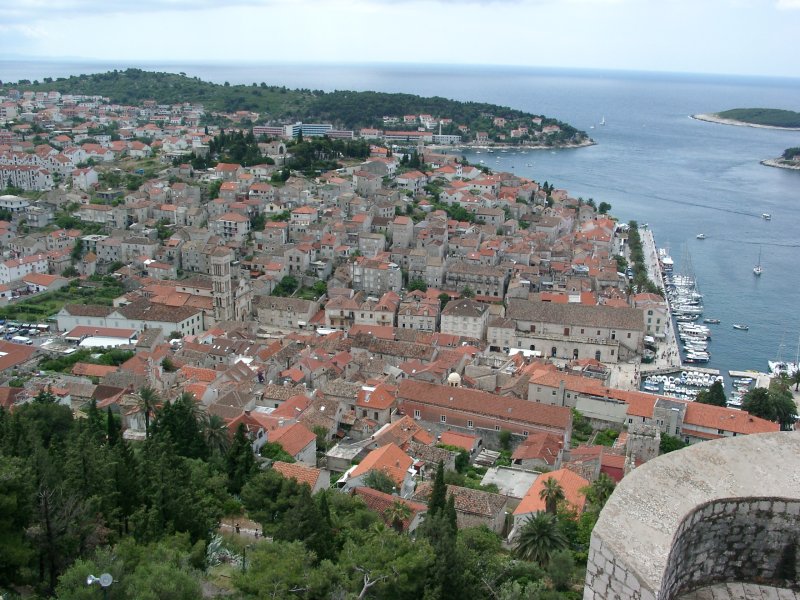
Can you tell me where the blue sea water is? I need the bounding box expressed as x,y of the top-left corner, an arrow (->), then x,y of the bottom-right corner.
2,60 -> 799,373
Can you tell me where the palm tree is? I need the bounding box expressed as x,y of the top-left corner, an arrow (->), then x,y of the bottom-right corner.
791,369 -> 800,392
583,473 -> 616,511
514,512 -> 568,566
137,386 -> 159,438
384,500 -> 412,533
539,477 -> 565,515
204,414 -> 230,456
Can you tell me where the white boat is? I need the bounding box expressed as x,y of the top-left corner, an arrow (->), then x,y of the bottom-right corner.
732,324 -> 749,331
753,247 -> 762,276
600,116 -> 606,126
696,233 -> 705,239
762,213 -> 771,220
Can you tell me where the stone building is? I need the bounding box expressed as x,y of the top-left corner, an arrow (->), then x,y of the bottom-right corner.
440,298 -> 490,341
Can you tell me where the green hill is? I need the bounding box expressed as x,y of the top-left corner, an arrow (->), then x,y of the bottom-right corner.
716,108 -> 800,128
5,68 -> 588,144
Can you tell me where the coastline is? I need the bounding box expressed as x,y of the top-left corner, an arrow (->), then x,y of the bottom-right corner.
760,158 -> 800,171
428,138 -> 596,152
691,113 -> 800,131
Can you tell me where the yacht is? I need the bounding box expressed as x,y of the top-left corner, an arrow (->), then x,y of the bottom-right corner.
753,247 -> 762,276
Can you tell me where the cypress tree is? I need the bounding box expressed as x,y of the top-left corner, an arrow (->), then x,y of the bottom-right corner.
429,461 -> 447,517
106,407 -> 119,446
445,494 -> 458,534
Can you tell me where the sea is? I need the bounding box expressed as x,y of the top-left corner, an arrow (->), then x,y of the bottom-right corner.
2,60 -> 799,375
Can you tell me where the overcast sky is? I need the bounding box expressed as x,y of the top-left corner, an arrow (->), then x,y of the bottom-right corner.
1,0 -> 799,78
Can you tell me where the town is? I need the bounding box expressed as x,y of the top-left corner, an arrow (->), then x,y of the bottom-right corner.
0,82 -> 796,598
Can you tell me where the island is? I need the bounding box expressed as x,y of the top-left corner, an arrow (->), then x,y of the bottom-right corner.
692,108 -> 800,171
692,107 -> 800,130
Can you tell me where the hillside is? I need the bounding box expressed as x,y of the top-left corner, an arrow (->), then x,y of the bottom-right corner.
6,68 -> 588,144
716,107 -> 800,128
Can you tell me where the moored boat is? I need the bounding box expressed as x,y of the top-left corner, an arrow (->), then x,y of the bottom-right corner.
702,318 -> 721,324
732,324 -> 749,331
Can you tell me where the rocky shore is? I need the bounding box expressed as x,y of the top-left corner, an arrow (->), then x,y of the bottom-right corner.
761,158 -> 800,171
691,113 -> 800,131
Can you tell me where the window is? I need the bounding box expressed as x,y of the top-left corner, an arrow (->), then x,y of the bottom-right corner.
580,328 -> 585,334
495,425 -> 501,431
627,332 -> 632,339
467,420 -> 473,429
551,390 -> 556,396
440,415 -> 446,423
414,409 -> 421,418
523,431 -> 529,437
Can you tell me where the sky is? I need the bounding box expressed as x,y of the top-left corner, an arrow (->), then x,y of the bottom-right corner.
1,0 -> 799,79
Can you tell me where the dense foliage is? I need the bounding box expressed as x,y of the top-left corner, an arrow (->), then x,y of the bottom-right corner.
716,108 -> 800,128
781,146 -> 800,160
0,391 -> 594,599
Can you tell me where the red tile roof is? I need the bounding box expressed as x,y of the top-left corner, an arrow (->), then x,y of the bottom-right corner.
514,468 -> 589,516
270,422 -> 316,458
398,380 -> 571,430
683,402 -> 779,435
351,443 -> 412,486
353,486 -> 426,531
272,461 -> 323,490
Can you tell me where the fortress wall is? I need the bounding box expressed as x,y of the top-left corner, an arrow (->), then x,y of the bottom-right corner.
583,432 -> 800,600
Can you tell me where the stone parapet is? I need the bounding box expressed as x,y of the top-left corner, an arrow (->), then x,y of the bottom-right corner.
584,431 -> 800,600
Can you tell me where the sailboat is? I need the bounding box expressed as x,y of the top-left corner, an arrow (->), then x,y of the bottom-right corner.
753,247 -> 762,276
600,116 -> 606,126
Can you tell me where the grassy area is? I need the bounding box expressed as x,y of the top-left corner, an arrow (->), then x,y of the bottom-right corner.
0,277 -> 123,322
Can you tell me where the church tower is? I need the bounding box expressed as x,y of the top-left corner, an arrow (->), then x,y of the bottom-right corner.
210,246 -> 234,323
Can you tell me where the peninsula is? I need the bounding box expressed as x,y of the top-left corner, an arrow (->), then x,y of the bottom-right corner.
9,68 -> 591,149
692,107 -> 800,130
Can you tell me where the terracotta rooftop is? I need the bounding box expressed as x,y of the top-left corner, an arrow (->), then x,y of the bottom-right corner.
514,468 -> 589,516
351,442 -> 413,486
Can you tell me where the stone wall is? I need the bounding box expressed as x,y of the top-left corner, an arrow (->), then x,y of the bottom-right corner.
583,431 -> 800,600
660,497 -> 800,598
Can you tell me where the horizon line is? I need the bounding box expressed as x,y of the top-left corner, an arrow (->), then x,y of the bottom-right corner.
2,57 -> 800,83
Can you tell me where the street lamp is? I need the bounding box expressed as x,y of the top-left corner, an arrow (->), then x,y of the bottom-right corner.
86,573 -> 113,599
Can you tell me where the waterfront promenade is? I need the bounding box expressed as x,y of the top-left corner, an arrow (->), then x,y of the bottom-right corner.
608,228 -> 682,391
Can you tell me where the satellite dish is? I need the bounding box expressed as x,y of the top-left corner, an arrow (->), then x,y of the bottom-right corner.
99,573 -> 113,587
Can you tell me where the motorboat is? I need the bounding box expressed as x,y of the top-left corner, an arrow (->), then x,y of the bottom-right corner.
732,324 -> 749,331
702,318 -> 721,324
753,247 -> 762,276
762,213 -> 771,220
696,233 -> 705,239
